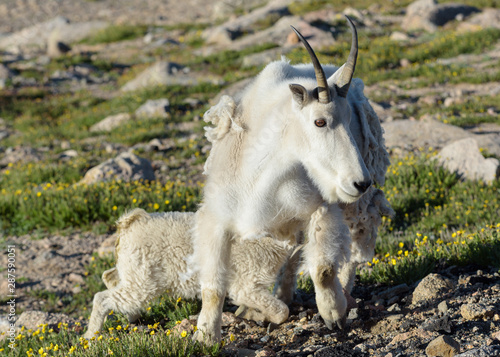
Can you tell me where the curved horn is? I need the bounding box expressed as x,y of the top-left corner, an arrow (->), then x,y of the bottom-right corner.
290,25 -> 331,104
334,15 -> 358,98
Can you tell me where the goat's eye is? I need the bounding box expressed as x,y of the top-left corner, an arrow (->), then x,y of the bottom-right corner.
314,119 -> 326,127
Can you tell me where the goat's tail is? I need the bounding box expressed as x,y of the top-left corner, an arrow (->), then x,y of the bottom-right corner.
114,208 -> 151,259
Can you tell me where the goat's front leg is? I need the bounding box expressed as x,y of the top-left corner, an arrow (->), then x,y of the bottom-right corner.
192,208 -> 231,345
305,204 -> 351,330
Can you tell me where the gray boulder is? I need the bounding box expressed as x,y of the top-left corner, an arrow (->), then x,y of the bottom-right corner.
121,61 -> 219,92
464,8 -> 500,29
402,0 -> 479,32
90,113 -> 132,133
79,152 -> 155,185
47,28 -> 72,58
203,0 -> 292,45
0,16 -> 108,52
436,138 -> 499,183
382,119 -> 500,157
135,99 -> 170,119
211,0 -> 268,20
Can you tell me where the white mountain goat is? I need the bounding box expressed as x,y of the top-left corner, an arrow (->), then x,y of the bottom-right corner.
84,209 -> 298,339
192,16 -> 388,344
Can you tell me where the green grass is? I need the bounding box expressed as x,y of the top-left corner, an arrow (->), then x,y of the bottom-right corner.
0,179 -> 202,235
358,151 -> 500,285
81,25 -> 149,45
1,324 -> 221,357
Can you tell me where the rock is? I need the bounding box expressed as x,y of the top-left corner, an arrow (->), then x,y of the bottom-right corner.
454,346 -> 500,356
203,0 -> 292,45
226,15 -> 303,51
172,318 -> 197,334
204,27 -> 238,46
0,16 -> 108,51
382,119 -> 500,157
402,0 -> 479,32
436,138 -> 499,183
68,273 -> 85,285
420,314 -> 452,333
121,61 -> 216,92
211,0 -> 268,21
96,235 -> 117,257
79,151 -> 155,185
15,311 -> 77,331
242,47 -> 288,68
390,31 -> 410,42
0,146 -> 41,166
426,335 -> 460,357
47,28 -> 71,57
221,312 -> 240,327
460,303 -> 496,321
464,8 -> 500,29
0,63 -> 15,81
134,99 -> 170,119
58,150 -> 78,160
374,283 -> 410,301
90,113 -> 132,132
256,346 -> 275,357
412,274 -> 454,305
390,329 -> 436,346
438,301 -> 449,315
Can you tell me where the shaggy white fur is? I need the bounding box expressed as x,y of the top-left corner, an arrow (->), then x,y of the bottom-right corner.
84,209 -> 294,339
191,19 -> 391,344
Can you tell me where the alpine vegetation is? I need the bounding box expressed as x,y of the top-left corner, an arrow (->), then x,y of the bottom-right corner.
192,16 -> 391,344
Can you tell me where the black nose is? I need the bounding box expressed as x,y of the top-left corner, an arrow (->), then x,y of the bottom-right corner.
354,180 -> 372,194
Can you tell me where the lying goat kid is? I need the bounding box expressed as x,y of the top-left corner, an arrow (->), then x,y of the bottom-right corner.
85,209 -> 297,338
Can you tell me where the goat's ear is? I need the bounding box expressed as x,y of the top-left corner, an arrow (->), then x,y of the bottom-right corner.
289,84 -> 308,108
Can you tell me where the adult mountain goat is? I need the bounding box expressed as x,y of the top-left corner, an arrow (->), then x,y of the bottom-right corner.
193,17 -> 389,343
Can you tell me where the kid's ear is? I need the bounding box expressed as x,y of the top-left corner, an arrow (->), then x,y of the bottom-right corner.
289,84 -> 308,108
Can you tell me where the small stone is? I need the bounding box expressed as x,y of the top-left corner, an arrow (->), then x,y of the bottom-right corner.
256,346 -> 275,357
90,113 -> 132,132
412,274 -> 454,305
135,99 -> 170,119
438,301 -> 448,315
347,307 -> 359,320
460,303 -> 496,321
425,335 -> 460,357
260,335 -> 270,343
387,303 -> 401,312
454,346 -> 500,356
375,283 -> 410,301
68,273 -> 85,285
420,314 -> 451,333
492,331 -> 500,341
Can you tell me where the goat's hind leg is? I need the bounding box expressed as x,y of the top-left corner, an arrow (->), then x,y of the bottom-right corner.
235,289 -> 289,325
84,286 -> 143,339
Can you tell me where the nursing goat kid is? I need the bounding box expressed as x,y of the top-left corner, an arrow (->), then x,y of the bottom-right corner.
192,16 -> 389,344
84,209 -> 296,339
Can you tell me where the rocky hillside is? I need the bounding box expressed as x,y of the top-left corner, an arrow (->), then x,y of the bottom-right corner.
0,0 -> 499,356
